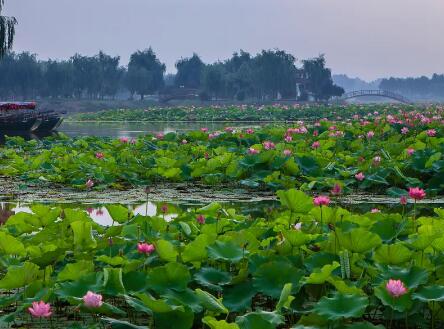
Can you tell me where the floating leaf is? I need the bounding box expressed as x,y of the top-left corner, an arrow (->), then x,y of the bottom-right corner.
313,293 -> 368,321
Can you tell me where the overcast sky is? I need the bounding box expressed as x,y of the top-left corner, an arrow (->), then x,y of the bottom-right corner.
4,0 -> 443,81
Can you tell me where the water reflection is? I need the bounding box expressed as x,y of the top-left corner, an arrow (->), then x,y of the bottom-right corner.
59,121 -> 263,138
0,201 -> 179,226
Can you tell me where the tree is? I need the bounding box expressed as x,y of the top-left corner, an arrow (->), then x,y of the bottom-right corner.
97,51 -> 123,99
202,63 -> 225,99
126,48 -> 166,100
0,0 -> 17,58
302,55 -> 344,101
175,53 -> 204,89
251,50 -> 298,99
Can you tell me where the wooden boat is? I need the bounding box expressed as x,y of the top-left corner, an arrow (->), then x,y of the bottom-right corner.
0,102 -> 63,132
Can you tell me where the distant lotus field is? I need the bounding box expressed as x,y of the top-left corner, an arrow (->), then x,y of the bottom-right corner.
0,105 -> 443,328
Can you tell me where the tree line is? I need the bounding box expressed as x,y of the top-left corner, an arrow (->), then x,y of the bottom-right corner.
0,48 -> 344,101
380,75 -> 444,100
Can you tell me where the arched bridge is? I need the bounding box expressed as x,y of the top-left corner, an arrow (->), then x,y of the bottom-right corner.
338,90 -> 413,104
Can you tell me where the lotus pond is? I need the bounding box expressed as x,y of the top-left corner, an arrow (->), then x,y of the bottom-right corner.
0,107 -> 442,195
69,104 -> 419,123
0,189 -> 443,329
0,105 -> 443,328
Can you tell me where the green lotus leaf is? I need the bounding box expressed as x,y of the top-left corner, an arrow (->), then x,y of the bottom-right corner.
0,261 -> 40,289
153,307 -> 194,329
135,293 -> 184,313
305,262 -> 340,284
373,243 -> 412,265
282,230 -> 315,247
57,260 -> 95,282
195,288 -> 228,314
0,231 -> 26,256
207,240 -> 245,263
96,255 -> 127,266
313,293 -> 368,321
412,285 -> 444,302
155,239 -> 178,262
275,283 -> 295,312
276,189 -> 313,214
182,234 -> 215,264
370,217 -> 403,242
202,316 -> 240,329
336,228 -> 382,253
56,272 -> 103,298
147,262 -> 191,293
106,204 -> 131,223
374,286 -> 412,312
103,267 -> 125,295
223,281 -> 256,312
71,220 -> 97,251
253,261 -> 304,298
194,267 -> 232,292
235,311 -> 285,329
31,204 -> 62,226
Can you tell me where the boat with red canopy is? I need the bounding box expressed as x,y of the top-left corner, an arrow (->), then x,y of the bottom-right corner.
0,102 -> 63,132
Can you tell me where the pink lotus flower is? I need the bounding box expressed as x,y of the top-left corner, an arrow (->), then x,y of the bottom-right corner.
331,183 -> 342,195
355,172 -> 365,181
137,242 -> 155,255
28,301 -> 52,318
408,187 -> 426,200
95,152 -> 104,159
371,208 -> 381,213
208,132 -> 220,139
83,291 -> 103,308
386,279 -> 408,298
400,196 -> 408,205
373,156 -> 381,165
130,138 -> 136,144
196,214 -> 205,224
224,127 -> 234,133
311,141 -> 320,149
200,127 -> 208,132
245,128 -> 254,134
181,139 -> 188,144
367,131 -> 375,139
313,196 -> 331,207
160,204 -> 168,214
313,130 -> 319,137
263,141 -> 275,150
119,137 -> 129,143
401,127 -> 409,135
294,222 -> 302,230
407,148 -> 415,156
86,179 -> 94,188
156,133 -> 164,140
248,147 -> 260,155
283,149 -> 292,156
284,135 -> 293,142
426,129 -> 436,137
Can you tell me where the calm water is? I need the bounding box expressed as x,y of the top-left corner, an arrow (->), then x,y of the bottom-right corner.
60,121 -> 266,138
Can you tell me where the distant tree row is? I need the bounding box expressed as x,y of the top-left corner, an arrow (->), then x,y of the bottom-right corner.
380,74 -> 444,100
0,48 -> 344,101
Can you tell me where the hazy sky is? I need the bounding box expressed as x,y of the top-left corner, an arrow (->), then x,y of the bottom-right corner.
4,0 -> 444,81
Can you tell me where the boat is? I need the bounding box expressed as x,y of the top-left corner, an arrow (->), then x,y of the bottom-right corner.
0,102 -> 63,132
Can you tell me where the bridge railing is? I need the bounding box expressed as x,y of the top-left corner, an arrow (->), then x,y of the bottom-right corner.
338,90 -> 413,104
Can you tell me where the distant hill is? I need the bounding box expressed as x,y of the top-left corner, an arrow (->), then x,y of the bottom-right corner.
333,74 -> 381,92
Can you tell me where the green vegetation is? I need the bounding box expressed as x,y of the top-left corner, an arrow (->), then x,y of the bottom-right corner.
2,107 -> 443,195
0,190 -> 443,328
70,104 -> 415,122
